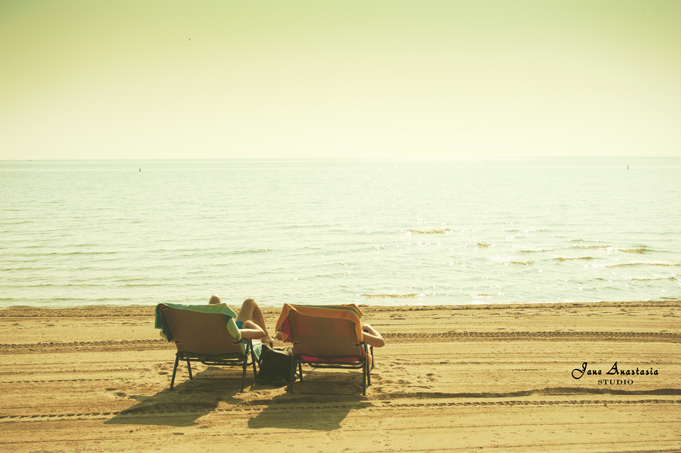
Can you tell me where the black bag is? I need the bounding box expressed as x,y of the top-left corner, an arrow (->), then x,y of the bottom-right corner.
256,345 -> 294,385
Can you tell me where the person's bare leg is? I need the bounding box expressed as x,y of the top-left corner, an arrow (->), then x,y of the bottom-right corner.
236,298 -> 274,343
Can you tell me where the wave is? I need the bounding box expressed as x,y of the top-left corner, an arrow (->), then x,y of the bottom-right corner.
553,256 -> 596,261
1,267 -> 54,271
571,244 -> 651,254
146,247 -> 271,256
229,249 -> 270,255
518,248 -> 554,253
404,229 -> 452,234
606,262 -> 681,268
363,292 -> 427,299
9,244 -> 100,250
283,223 -> 339,230
1,282 -> 169,288
491,256 -> 534,265
18,250 -> 122,256
119,283 -> 169,287
477,242 -> 491,248
620,246 -> 650,254
0,297 -> 135,303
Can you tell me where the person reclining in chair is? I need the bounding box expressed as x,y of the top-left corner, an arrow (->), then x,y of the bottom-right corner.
209,295 -> 276,343
274,304 -> 386,348
360,323 -> 385,348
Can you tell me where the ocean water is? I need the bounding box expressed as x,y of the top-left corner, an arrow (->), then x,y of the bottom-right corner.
1,158 -> 679,309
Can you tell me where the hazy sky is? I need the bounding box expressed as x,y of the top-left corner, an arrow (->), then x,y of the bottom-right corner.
1,0 -> 679,159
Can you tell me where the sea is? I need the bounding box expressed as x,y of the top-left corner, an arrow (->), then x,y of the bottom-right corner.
1,158 -> 679,309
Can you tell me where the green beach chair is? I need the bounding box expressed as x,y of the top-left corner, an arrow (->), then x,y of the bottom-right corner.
155,303 -> 261,392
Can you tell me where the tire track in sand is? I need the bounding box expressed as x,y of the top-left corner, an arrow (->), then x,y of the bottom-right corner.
1,398 -> 678,422
1,331 -> 678,355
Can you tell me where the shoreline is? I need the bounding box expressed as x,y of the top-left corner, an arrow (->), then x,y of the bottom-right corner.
1,301 -> 679,451
2,298 -> 680,312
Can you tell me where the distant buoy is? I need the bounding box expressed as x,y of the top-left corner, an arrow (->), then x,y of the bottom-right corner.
627,165 -> 629,170
139,168 -> 141,172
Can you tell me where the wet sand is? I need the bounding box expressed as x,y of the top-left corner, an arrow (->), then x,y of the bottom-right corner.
1,301 -> 680,452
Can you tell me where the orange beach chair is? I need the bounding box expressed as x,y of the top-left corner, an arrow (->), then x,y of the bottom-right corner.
275,304 -> 374,395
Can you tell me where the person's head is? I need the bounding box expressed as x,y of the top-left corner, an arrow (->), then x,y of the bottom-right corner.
209,294 -> 221,305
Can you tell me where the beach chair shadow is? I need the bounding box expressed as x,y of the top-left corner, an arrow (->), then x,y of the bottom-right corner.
106,367 -> 245,427
248,392 -> 370,431
277,304 -> 374,395
156,303 -> 261,392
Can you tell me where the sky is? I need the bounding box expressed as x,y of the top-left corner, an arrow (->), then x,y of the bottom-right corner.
1,0 -> 679,160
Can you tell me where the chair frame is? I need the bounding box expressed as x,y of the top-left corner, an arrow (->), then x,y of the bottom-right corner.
158,304 -> 260,392
288,345 -> 374,395
170,339 -> 259,392
282,305 -> 376,395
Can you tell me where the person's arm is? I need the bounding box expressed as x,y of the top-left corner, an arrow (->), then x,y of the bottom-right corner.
361,323 -> 385,348
239,320 -> 265,339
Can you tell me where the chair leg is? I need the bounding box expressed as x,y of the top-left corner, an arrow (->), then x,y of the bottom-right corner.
186,359 -> 193,380
288,357 -> 297,393
367,345 -> 372,387
250,349 -> 258,381
239,358 -> 247,393
298,362 -> 303,381
362,358 -> 367,396
170,353 -> 180,390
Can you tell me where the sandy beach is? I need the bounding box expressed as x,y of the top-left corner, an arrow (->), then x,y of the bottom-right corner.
1,301 -> 679,452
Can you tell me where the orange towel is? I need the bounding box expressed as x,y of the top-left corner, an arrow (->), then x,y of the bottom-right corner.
275,303 -> 364,343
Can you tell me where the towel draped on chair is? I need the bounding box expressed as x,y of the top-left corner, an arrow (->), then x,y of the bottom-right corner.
155,302 -> 241,342
275,303 -> 364,343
